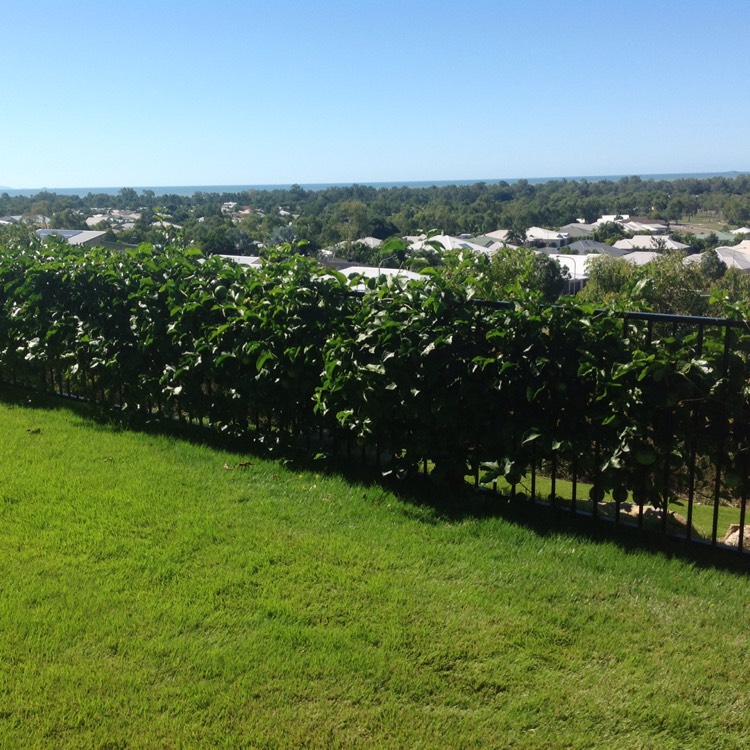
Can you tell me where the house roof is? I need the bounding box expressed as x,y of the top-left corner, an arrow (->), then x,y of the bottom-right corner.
341,236 -> 383,249
559,223 -> 595,237
484,228 -> 511,241
526,226 -> 568,242
620,221 -> 666,234
217,254 -> 262,267
613,235 -> 690,251
568,240 -> 626,256
408,234 -> 495,255
338,266 -> 425,289
594,214 -> 629,226
622,251 -> 662,266
693,230 -> 735,242
713,246 -> 750,270
36,229 -> 108,246
545,253 -> 603,280
469,235 -> 516,252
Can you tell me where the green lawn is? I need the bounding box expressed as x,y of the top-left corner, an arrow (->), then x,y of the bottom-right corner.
680,213 -> 729,232
1,389 -> 749,749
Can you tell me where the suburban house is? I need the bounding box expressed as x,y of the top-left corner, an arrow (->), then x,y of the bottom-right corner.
337,265 -> 425,291
594,214 -> 629,225
469,234 -> 513,253
525,227 -> 569,248
685,246 -> 750,271
613,235 -> 690,252
36,229 -> 108,246
546,253 -> 603,294
567,239 -> 627,256
484,228 -> 513,243
408,234 -> 495,255
85,209 -> 141,231
217,254 -> 262,268
622,251 -> 662,266
619,216 -> 668,234
558,222 -> 595,239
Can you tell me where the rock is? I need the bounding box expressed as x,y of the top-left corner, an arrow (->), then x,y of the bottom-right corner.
721,523 -> 750,549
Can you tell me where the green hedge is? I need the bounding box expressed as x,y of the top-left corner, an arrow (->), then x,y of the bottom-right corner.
1,241 -> 749,507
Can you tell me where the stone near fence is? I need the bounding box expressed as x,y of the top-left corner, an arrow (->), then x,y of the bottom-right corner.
599,502 -> 700,538
721,524 -> 750,549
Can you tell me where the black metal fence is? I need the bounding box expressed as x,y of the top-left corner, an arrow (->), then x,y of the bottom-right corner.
464,305 -> 750,555
2,292 -> 749,556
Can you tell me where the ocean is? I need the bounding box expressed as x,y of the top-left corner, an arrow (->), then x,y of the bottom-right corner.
1,171 -> 746,198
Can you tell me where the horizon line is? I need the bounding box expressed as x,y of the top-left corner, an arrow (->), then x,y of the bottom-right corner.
2,170 -> 748,195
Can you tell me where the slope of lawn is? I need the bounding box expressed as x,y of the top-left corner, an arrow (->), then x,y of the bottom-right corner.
1,388 -> 749,749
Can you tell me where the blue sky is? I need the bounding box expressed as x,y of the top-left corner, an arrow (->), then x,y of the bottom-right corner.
1,0 -> 748,189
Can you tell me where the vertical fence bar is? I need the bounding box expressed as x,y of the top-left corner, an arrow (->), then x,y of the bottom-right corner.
685,322 -> 704,542
739,466 -> 747,553
571,457 -> 577,513
686,443 -> 697,542
712,325 -> 733,545
550,454 -> 557,507
661,456 -> 670,535
592,442 -> 600,519
660,321 -> 680,536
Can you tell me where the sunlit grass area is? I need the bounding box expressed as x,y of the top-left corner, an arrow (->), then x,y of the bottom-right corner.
1,389 -> 750,749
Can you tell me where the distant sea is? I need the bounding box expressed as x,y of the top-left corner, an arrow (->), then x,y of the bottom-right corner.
1,171 -> 747,198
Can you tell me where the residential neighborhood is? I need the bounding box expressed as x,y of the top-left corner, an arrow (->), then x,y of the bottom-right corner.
3,175 -> 750,305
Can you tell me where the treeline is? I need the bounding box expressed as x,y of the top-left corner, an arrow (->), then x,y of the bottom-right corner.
1,240 -> 750,510
3,174 -> 750,252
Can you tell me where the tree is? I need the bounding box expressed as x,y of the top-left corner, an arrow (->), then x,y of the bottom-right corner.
440,247 -> 567,302
117,188 -> 139,209
666,196 -> 686,223
700,250 -> 727,281
577,256 -> 636,306
630,252 -> 708,315
332,199 -> 371,243
50,208 -> 87,229
592,221 -> 625,244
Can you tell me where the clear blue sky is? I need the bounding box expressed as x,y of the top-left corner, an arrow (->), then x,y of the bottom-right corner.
2,0 -> 748,189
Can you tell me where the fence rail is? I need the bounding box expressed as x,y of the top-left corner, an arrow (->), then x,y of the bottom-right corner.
465,306 -> 750,554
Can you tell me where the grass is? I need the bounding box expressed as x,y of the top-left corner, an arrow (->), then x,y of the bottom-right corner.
1,389 -> 750,749
678,213 -> 730,232
483,474 -> 743,541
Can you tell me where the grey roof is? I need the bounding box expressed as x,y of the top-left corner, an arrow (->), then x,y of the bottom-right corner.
37,229 -> 108,245
38,228 -> 80,239
622,251 -> 662,266
568,240 -> 626,256
714,246 -> 750,270
559,223 -> 595,238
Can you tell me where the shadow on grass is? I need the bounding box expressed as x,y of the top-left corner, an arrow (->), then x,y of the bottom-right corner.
2,383 -> 748,574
